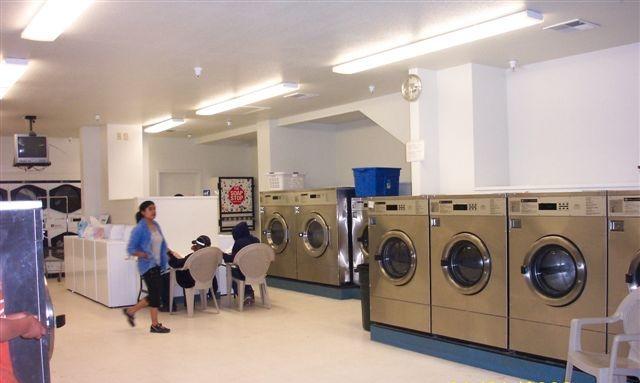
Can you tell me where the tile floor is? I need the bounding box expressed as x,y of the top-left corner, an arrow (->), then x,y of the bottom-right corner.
49,280 -> 521,382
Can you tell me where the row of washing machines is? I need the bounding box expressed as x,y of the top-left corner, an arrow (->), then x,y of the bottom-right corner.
366,191 -> 639,362
260,187 -> 355,286
0,181 -> 83,248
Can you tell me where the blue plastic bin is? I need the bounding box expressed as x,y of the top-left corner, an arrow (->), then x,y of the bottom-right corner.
352,167 -> 401,197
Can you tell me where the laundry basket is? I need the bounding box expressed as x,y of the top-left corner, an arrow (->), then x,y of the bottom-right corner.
352,167 -> 401,197
266,172 -> 305,191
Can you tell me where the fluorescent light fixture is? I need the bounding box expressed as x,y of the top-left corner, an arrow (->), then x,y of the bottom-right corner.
144,118 -> 186,134
22,0 -> 93,41
196,82 -> 299,116
0,59 -> 29,100
333,9 -> 543,74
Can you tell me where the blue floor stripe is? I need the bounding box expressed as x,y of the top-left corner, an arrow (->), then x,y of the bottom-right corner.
370,324 -> 595,383
266,276 -> 361,300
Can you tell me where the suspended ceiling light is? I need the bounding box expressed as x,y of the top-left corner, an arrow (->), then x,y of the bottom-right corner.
22,0 -> 94,42
333,9 -> 543,74
144,118 -> 186,134
196,82 -> 299,116
0,59 -> 29,100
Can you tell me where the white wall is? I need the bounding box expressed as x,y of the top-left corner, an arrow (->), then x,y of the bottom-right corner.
334,119 -> 410,187
145,136 -> 258,196
506,43 -> 640,188
0,136 -> 81,181
269,123 -> 338,188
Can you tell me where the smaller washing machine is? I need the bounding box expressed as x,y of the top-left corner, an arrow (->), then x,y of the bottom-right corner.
607,190 -> 640,354
369,196 -> 430,333
509,191 -> 607,361
351,197 -> 369,285
260,191 -> 298,280
430,194 -> 508,349
295,188 -> 354,286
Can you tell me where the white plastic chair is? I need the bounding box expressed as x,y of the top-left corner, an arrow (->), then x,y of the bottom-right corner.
230,243 -> 275,311
169,247 -> 223,317
565,289 -> 640,383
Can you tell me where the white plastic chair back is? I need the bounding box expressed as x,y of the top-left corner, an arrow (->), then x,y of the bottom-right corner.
234,243 -> 275,281
185,247 -> 223,287
616,289 -> 640,363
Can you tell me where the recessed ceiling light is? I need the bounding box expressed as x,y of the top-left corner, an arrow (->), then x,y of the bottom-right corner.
144,118 -> 185,134
22,0 -> 93,42
332,9 -> 543,74
0,59 -> 29,100
196,82 -> 299,116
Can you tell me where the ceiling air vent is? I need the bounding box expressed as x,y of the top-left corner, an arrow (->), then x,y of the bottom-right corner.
543,19 -> 600,32
283,92 -> 319,100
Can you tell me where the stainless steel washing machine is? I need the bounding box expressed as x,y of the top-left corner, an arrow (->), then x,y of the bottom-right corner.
607,190 -> 640,353
509,191 -> 607,361
430,194 -> 508,348
295,188 -> 354,286
260,191 -> 298,280
369,196 -> 430,333
351,197 -> 369,285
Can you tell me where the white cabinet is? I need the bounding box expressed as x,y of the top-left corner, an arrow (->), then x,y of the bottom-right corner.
63,236 -> 76,291
62,236 -> 138,307
72,237 -> 85,295
95,240 -> 139,307
83,239 -> 97,300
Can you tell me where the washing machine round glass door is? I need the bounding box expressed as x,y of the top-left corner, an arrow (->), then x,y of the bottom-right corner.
375,230 -> 416,286
0,188 -> 7,201
441,233 -> 491,295
49,184 -> 81,213
521,235 -> 586,307
626,251 -> 640,292
265,213 -> 289,254
356,225 -> 370,258
300,213 -> 329,257
10,185 -> 48,209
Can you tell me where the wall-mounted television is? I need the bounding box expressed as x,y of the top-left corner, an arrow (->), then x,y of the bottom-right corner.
13,134 -> 50,166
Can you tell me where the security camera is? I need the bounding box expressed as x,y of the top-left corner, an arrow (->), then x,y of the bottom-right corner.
508,60 -> 518,72
194,66 -> 203,78
368,84 -> 375,94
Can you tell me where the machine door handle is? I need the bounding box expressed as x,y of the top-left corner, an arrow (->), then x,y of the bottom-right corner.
298,232 -> 306,238
625,274 -> 633,284
262,230 -> 268,235
440,259 -> 448,267
374,254 -> 382,261
521,265 -> 529,274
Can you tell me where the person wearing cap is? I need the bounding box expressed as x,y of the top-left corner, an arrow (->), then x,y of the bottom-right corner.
168,235 -> 213,290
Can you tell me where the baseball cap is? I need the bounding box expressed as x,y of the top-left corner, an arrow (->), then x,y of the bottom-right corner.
191,235 -> 211,247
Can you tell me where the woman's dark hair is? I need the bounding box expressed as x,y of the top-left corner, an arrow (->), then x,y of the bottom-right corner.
135,200 -> 155,223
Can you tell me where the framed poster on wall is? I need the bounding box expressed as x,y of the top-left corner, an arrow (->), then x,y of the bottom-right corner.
217,177 -> 255,232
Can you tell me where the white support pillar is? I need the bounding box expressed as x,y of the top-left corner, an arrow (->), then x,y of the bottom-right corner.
408,68 -> 438,195
79,126 -> 104,218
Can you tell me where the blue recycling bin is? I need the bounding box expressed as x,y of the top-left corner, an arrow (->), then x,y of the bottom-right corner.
352,167 -> 401,197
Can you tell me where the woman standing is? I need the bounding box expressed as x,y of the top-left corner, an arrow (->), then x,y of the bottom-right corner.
122,201 -> 171,333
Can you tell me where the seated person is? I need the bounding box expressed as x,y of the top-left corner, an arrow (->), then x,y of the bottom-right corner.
224,222 -> 260,305
168,235 -> 218,295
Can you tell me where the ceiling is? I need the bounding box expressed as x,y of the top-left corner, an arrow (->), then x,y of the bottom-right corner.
1,1 -> 638,138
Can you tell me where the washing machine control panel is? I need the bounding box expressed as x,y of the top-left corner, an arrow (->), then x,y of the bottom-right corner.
430,197 -> 506,216
260,192 -> 295,206
369,198 -> 428,216
509,195 -> 606,217
296,191 -> 338,205
608,194 -> 640,217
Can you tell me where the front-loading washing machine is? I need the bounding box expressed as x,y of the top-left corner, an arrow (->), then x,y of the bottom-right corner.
509,191 -> 607,361
10,184 -> 48,209
607,190 -> 639,353
430,194 -> 508,349
351,197 -> 369,285
369,196 -> 430,333
260,191 -> 298,280
295,187 -> 354,286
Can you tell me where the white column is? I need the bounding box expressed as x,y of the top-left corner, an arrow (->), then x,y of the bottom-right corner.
79,126 -> 104,218
408,68 -> 438,195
